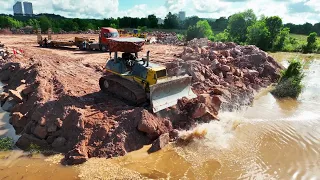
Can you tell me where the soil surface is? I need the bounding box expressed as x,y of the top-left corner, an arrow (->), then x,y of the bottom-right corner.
0,34 -> 283,165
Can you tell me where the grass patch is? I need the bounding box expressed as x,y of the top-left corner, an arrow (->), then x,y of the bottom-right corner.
271,59 -> 304,98
289,34 -> 308,41
177,33 -> 185,41
0,137 -> 14,151
270,52 -> 320,63
27,143 -> 42,154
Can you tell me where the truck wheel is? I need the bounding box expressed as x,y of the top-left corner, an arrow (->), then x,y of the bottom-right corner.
79,45 -> 85,51
99,77 -> 109,93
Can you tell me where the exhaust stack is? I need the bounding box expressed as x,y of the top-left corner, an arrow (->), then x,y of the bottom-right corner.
146,51 -> 150,67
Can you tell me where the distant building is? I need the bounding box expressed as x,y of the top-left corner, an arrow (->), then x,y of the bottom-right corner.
23,2 -> 33,16
178,11 -> 186,21
13,1 -> 23,16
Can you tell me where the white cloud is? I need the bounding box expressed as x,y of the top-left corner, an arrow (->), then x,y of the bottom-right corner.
115,4 -> 167,18
165,0 -> 186,12
0,0 -> 319,24
52,0 -> 119,18
306,0 -> 320,12
192,0 -> 230,13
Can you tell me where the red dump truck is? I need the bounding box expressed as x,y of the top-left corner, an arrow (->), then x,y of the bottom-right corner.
37,27 -> 120,52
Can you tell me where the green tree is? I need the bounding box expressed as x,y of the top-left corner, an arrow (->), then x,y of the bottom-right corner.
313,22 -> 320,35
242,9 -> 257,25
211,17 -> 228,31
110,18 -> 119,28
38,15 -> 52,32
271,59 -> 304,98
102,18 -> 111,27
227,9 -> 257,43
265,16 -> 283,48
86,23 -> 96,30
303,32 -> 318,53
186,25 -> 200,41
246,20 -> 270,50
196,20 -> 213,38
26,19 -> 40,29
214,30 -> 231,42
273,27 -> 290,51
110,23 -> 118,29
164,12 -> 179,29
307,32 -> 317,44
0,16 -> 23,29
302,23 -> 313,34
183,16 -> 200,29
186,20 -> 213,41
147,14 -> 158,28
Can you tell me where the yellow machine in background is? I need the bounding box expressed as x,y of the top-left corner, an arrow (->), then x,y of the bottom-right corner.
117,29 -> 147,39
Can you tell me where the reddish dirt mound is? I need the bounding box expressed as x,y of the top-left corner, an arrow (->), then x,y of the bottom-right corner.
0,60 -> 173,165
0,29 -> 13,35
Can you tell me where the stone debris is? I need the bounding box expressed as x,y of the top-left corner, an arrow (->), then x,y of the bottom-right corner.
148,31 -> 185,46
148,133 -> 170,153
166,39 -> 283,111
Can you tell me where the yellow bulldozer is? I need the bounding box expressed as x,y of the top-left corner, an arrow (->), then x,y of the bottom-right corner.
117,29 -> 147,40
99,37 -> 196,112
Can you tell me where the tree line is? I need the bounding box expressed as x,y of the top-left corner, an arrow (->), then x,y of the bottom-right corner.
0,10 -> 319,53
1,12 -> 319,36
185,9 -> 319,53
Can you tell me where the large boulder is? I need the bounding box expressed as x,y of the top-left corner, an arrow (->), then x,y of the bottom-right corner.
2,97 -> 18,112
52,137 -> 66,148
148,133 -> 170,153
16,133 -> 49,150
64,143 -> 88,165
137,110 -> 172,140
33,125 -> 48,139
11,112 -> 27,128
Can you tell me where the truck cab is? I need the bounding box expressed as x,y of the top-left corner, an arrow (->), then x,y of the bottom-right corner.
99,27 -> 119,51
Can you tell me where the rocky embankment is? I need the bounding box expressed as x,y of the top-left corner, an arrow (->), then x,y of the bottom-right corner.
0,39 -> 283,165
166,38 -> 283,112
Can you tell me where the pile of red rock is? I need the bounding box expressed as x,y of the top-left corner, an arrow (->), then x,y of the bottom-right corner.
0,43 -> 14,65
149,31 -> 185,46
0,28 -> 13,35
166,38 -> 283,110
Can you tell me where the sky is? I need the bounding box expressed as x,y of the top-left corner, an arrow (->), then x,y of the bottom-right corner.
1,0 -> 320,24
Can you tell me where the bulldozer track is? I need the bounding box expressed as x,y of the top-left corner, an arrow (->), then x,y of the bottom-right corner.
100,75 -> 147,105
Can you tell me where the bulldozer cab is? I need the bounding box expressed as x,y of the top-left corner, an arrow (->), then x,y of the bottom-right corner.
133,29 -> 139,34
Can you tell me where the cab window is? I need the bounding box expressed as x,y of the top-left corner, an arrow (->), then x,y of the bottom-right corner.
156,70 -> 167,79
104,32 -> 119,38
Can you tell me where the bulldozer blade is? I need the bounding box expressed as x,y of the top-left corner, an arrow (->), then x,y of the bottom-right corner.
150,76 -> 196,113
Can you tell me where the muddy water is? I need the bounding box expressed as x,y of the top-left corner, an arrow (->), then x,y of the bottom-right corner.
1,57 -> 320,179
